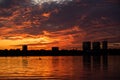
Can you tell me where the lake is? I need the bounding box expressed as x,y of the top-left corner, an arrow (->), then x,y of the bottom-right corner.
0,56 -> 120,80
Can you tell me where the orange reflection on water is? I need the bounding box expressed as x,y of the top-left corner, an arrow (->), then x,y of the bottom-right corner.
0,56 -> 83,78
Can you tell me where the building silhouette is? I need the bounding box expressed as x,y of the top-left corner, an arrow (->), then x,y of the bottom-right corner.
102,41 -> 108,50
82,42 -> 91,51
22,45 -> 28,51
92,42 -> 100,50
52,47 -> 59,52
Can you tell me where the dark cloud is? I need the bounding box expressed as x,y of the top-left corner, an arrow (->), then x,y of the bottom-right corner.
0,0 -> 13,8
0,0 -> 31,8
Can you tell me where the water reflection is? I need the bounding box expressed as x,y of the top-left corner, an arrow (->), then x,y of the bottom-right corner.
92,55 -> 101,71
102,55 -> 108,71
22,57 -> 28,68
51,56 -> 60,71
83,55 -> 91,71
0,55 -> 120,80
83,54 -> 108,72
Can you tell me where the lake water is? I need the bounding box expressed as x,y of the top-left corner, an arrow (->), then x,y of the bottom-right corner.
0,56 -> 120,80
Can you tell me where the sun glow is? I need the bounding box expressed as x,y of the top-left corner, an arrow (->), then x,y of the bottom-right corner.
0,36 -> 53,50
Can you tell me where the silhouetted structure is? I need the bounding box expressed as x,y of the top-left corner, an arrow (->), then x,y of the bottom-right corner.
92,42 -> 100,50
0,40 -> 119,56
22,45 -> 28,51
52,47 -> 59,52
102,41 -> 108,50
82,42 -> 91,51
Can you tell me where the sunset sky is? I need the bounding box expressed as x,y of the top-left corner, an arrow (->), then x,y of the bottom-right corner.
0,0 -> 120,50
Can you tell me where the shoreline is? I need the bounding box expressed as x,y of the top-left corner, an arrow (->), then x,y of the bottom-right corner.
0,49 -> 119,57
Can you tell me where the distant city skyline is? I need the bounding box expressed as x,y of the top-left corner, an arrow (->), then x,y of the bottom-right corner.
0,41 -> 111,50
0,0 -> 120,50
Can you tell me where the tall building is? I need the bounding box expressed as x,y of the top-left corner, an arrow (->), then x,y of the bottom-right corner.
52,47 -> 59,52
92,42 -> 100,50
102,41 -> 108,49
22,45 -> 28,51
82,42 -> 91,51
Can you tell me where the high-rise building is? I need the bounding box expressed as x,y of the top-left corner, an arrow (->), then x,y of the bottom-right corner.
92,42 -> 100,50
102,41 -> 108,49
82,42 -> 91,51
22,45 -> 28,51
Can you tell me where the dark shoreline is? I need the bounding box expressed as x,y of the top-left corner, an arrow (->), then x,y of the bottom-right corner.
0,49 -> 119,57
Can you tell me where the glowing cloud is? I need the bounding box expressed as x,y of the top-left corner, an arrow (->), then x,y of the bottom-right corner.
31,0 -> 72,5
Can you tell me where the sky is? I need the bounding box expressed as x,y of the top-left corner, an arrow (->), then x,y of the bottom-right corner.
0,0 -> 120,50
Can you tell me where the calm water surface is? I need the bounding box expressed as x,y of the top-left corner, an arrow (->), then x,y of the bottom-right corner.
0,56 -> 120,80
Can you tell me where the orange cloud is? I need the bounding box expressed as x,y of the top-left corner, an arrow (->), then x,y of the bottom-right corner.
42,12 -> 51,18
0,26 -> 86,50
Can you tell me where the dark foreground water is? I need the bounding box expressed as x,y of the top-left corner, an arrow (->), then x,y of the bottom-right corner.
0,56 -> 120,80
